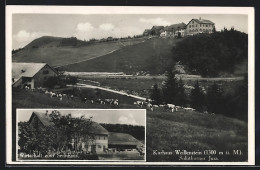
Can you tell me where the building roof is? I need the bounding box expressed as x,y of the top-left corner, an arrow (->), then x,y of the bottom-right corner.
165,23 -> 186,31
151,26 -> 164,30
29,112 -> 55,127
108,132 -> 141,146
190,18 -> 215,25
28,112 -> 109,135
88,122 -> 109,135
12,62 -> 57,84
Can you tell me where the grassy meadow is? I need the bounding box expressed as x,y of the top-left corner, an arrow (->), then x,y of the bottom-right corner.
13,88 -> 248,162
146,110 -> 248,162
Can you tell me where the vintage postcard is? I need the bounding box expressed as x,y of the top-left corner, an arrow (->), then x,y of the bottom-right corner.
6,6 -> 255,165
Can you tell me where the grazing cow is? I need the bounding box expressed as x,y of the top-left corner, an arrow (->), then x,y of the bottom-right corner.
147,103 -> 153,111
82,97 -> 87,103
136,101 -> 144,108
70,95 -> 74,100
183,107 -> 195,111
25,85 -> 30,90
167,104 -> 175,112
159,104 -> 165,108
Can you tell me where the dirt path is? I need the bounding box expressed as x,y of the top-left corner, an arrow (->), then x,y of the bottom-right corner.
68,83 -> 147,101
54,49 -> 118,68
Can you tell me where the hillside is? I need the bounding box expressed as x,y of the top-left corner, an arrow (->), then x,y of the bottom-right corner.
12,36 -> 147,67
12,88 -> 248,162
59,37 -> 183,74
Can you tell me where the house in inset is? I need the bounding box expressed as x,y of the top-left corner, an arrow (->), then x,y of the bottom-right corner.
12,62 -> 58,89
186,17 -> 215,36
28,111 -> 109,153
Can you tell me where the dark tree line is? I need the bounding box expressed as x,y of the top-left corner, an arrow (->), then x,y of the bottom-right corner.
150,71 -> 248,121
43,73 -> 78,89
100,123 -> 145,141
172,28 -> 248,77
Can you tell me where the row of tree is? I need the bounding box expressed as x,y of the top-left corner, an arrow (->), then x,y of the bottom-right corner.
150,71 -> 248,121
100,123 -> 145,141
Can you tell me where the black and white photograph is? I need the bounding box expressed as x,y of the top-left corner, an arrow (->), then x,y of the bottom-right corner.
6,6 -> 255,165
16,109 -> 146,161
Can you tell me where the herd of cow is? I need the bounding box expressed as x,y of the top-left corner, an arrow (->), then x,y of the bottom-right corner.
26,87 -> 121,107
25,86 -> 200,114
134,100 -> 196,113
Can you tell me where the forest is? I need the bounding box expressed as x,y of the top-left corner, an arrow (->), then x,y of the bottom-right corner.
172,28 -> 248,77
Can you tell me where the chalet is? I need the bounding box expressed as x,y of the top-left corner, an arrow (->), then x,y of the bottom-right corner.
165,23 -> 187,38
28,112 -> 142,153
143,29 -> 151,36
186,17 -> 215,35
12,62 -> 57,89
160,30 -> 168,37
151,26 -> 164,35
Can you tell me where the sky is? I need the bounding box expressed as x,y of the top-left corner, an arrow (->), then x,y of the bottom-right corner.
12,14 -> 248,49
17,109 -> 146,126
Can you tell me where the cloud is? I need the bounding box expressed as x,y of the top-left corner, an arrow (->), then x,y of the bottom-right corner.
139,17 -> 171,26
74,22 -> 142,41
13,30 -> 52,49
76,22 -> 94,32
99,23 -> 115,31
118,114 -> 139,125
14,30 -> 52,42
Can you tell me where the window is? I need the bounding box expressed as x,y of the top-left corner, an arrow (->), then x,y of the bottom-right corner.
43,70 -> 49,74
189,25 -> 191,28
196,24 -> 197,27
206,25 -> 208,27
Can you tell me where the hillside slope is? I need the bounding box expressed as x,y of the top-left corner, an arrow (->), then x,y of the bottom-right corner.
12,36 -> 147,67
60,37 -> 183,74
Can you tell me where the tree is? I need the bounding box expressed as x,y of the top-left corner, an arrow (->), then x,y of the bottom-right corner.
212,26 -> 216,33
190,80 -> 205,111
206,82 -> 223,113
18,122 -> 38,154
150,83 -> 162,105
162,70 -> 178,104
175,78 -> 187,107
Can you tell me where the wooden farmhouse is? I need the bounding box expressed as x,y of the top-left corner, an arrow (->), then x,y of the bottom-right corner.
12,62 -> 57,89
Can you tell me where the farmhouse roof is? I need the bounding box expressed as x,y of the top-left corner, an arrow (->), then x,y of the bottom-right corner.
28,112 -> 109,135
108,132 -> 141,146
165,23 -> 186,31
88,122 -> 109,135
12,62 -> 57,84
29,112 -> 55,127
151,26 -> 164,30
190,18 -> 215,25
